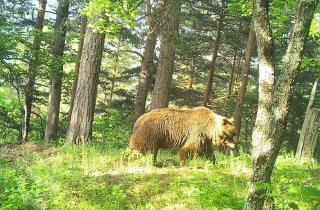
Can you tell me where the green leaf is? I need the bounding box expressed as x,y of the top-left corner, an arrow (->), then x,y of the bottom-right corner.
288,185 -> 320,197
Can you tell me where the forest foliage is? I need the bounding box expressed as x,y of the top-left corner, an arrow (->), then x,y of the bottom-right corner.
0,0 -> 319,149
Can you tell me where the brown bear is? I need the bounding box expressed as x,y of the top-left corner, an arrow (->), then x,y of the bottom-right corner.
126,106 -> 238,165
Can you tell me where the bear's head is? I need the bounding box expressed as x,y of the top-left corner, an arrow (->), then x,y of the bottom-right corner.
216,117 -> 238,150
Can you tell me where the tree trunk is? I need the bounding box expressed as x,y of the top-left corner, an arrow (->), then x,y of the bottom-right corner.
244,119 -> 250,152
233,23 -> 255,134
244,0 -> 319,209
45,0 -> 69,142
232,49 -> 243,94
203,0 -> 225,106
22,0 -> 47,142
150,0 -> 181,110
296,79 -> 320,159
108,74 -> 116,102
187,56 -> 196,89
68,15 -> 88,123
133,0 -> 162,123
66,17 -> 105,144
228,48 -> 238,97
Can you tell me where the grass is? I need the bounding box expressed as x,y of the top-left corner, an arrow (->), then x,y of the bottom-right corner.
0,141 -> 319,210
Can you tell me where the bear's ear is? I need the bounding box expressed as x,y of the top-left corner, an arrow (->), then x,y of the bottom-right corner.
222,117 -> 229,125
228,117 -> 234,124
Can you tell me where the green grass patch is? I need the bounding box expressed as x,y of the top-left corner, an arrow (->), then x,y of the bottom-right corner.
0,142 -> 319,210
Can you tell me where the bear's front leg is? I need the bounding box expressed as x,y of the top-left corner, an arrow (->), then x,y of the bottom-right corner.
200,143 -> 216,164
178,144 -> 195,166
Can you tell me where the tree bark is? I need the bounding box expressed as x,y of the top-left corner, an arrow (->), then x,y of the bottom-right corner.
22,0 -> 47,142
203,0 -> 225,106
132,0 -> 162,123
68,15 -> 88,123
233,23 -> 255,134
45,0 -> 69,142
150,0 -> 181,110
296,79 -> 320,159
244,0 -> 319,209
66,17 -> 105,144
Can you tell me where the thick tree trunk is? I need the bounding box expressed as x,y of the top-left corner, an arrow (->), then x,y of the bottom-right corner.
244,0 -> 318,209
45,0 -> 69,142
68,15 -> 88,123
66,17 -> 105,144
203,0 -> 225,106
150,0 -> 181,110
133,0 -> 162,123
233,24 -> 255,134
296,79 -> 320,159
22,0 -> 47,142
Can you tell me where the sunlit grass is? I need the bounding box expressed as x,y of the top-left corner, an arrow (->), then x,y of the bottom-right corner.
0,142 -> 319,209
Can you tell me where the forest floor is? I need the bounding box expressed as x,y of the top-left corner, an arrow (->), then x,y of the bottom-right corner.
0,141 -> 319,210
0,141 -> 57,162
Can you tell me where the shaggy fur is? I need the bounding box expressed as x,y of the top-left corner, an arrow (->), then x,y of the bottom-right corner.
127,106 -> 238,165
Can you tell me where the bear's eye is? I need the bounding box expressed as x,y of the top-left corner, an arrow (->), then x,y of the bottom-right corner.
224,131 -> 236,139
221,132 -> 229,139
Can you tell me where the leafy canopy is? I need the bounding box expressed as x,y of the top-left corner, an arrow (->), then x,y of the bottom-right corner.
82,0 -> 139,33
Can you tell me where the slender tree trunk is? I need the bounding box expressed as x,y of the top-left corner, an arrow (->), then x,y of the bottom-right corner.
22,0 -> 47,142
229,22 -> 243,97
187,56 -> 196,89
109,39 -> 121,102
244,119 -> 250,152
150,0 -> 181,110
203,0 -> 225,106
45,0 -> 69,142
228,48 -> 238,97
233,23 -> 255,134
68,15 -> 88,123
244,0 -> 318,209
233,49 -> 243,94
66,17 -> 105,144
109,74 -> 116,102
133,0 -> 162,123
296,79 -> 320,159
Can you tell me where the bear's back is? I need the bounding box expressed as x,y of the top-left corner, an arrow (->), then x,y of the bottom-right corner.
132,107 -> 216,139
135,106 -> 214,125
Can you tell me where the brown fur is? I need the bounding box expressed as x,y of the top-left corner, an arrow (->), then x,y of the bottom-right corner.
127,106 -> 238,165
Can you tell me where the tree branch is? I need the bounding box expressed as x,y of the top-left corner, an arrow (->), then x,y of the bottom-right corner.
121,50 -> 144,59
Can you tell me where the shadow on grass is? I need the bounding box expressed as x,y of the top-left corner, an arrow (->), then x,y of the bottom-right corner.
76,162 -> 248,210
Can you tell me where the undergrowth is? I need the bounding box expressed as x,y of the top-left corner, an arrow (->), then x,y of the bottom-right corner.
0,141 -> 319,210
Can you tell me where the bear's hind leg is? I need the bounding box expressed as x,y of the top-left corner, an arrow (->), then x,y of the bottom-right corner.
152,149 -> 158,165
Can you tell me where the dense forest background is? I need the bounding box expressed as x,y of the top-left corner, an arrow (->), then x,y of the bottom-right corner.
1,0 -> 319,157
0,0 -> 320,209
